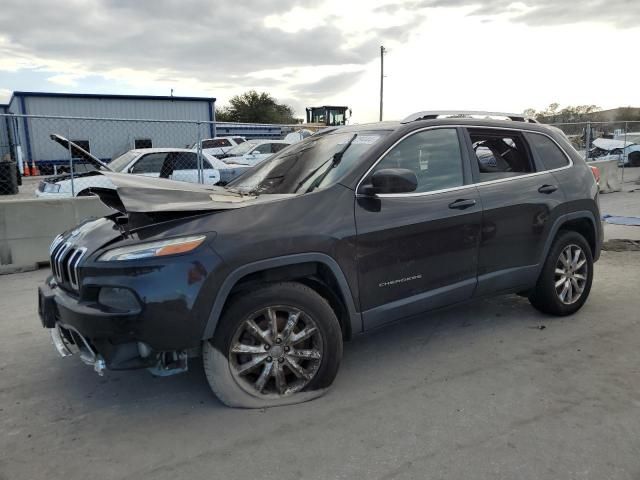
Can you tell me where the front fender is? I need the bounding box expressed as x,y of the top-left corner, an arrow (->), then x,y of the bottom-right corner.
201,253 -> 361,340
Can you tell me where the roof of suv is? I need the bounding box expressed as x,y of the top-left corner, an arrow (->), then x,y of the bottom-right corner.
326,118 -> 558,136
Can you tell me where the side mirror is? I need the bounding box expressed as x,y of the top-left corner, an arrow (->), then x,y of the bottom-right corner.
361,168 -> 418,195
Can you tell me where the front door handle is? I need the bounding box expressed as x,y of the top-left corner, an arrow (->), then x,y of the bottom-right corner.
538,184 -> 558,194
448,198 -> 476,210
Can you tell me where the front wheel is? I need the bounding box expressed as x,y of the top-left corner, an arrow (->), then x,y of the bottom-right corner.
529,230 -> 594,316
203,282 -> 343,408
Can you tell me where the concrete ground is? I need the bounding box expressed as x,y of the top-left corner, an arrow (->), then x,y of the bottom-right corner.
1,251 -> 640,480
599,171 -> 640,241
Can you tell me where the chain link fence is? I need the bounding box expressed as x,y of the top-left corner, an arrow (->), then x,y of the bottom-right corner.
0,113 -> 298,197
548,120 -> 640,184
3,114 -> 640,197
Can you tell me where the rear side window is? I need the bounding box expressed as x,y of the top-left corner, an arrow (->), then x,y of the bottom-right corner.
468,130 -> 533,181
373,128 -> 464,193
233,137 -> 246,144
272,143 -> 288,153
528,133 -> 570,170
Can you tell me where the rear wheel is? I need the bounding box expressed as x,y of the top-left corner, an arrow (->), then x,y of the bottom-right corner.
529,230 -> 594,316
203,282 -> 343,408
628,151 -> 640,167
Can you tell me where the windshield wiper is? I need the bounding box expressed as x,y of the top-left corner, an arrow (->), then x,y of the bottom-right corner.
294,134 -> 357,193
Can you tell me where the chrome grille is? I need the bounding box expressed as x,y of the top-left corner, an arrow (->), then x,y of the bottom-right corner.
49,237 -> 87,290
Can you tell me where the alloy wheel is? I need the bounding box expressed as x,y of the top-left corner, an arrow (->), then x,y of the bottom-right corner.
228,306 -> 323,397
554,244 -> 588,305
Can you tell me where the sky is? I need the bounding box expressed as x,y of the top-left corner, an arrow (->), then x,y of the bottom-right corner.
0,0 -> 638,123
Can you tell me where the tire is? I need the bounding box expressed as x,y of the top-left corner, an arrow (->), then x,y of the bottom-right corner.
629,152 -> 640,167
203,281 -> 343,408
529,230 -> 594,316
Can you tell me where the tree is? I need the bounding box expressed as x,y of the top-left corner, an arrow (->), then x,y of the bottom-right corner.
216,90 -> 298,124
523,103 -> 602,123
215,108 -> 234,122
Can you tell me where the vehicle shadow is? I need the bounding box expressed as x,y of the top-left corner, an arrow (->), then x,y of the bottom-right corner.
50,293 -> 548,414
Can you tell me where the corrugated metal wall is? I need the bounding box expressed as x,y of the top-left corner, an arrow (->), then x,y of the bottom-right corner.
17,95 -> 212,162
0,106 -> 13,160
215,123 -> 283,139
4,94 -> 289,165
24,96 -> 211,120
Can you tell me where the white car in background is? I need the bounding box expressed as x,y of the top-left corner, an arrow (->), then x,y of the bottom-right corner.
191,136 -> 246,157
218,139 -> 291,166
36,135 -> 222,198
590,137 -> 640,167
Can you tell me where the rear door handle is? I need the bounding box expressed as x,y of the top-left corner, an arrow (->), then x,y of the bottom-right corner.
538,184 -> 558,194
448,198 -> 476,210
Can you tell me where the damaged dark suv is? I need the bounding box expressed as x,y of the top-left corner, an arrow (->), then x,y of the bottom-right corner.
38,111 -> 602,408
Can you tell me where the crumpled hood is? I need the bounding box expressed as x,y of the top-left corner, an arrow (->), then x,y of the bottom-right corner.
95,171 -> 294,213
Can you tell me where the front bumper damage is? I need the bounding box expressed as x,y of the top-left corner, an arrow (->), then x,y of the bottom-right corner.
38,279 -> 191,377
51,323 -> 107,375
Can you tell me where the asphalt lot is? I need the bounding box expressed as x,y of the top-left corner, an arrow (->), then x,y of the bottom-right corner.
1,251 -> 640,480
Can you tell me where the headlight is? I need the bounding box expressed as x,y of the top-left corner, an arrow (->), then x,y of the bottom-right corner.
98,235 -> 206,262
43,183 -> 61,193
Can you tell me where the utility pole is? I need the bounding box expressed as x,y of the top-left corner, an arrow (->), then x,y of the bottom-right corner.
379,45 -> 386,122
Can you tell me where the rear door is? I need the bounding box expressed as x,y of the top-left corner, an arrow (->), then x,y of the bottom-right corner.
355,127 -> 482,330
463,127 -> 566,295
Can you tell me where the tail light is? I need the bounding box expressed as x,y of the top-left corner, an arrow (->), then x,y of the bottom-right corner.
590,165 -> 600,185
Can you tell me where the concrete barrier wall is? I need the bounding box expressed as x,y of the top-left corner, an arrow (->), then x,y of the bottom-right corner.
591,159 -> 621,194
0,197 -> 113,274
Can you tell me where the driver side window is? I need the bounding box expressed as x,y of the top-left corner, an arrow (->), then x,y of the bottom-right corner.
253,143 -> 272,154
130,153 -> 167,174
372,128 -> 464,194
468,130 -> 533,181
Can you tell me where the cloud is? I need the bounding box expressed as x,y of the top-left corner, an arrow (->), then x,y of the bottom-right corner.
291,70 -> 366,97
0,0 -> 430,110
414,0 -> 640,28
0,2 -> 373,75
0,88 -> 11,104
1,0 -> 637,117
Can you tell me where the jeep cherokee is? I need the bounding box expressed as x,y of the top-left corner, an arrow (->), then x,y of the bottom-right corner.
38,111 -> 602,408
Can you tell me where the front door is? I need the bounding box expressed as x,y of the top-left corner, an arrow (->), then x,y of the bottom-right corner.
355,128 -> 482,330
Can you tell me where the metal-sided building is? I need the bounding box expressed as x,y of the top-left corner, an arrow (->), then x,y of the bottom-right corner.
4,91 -> 217,170
2,91 -> 288,173
0,103 -> 10,160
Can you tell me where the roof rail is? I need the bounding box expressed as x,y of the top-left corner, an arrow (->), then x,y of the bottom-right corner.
401,110 -> 539,124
